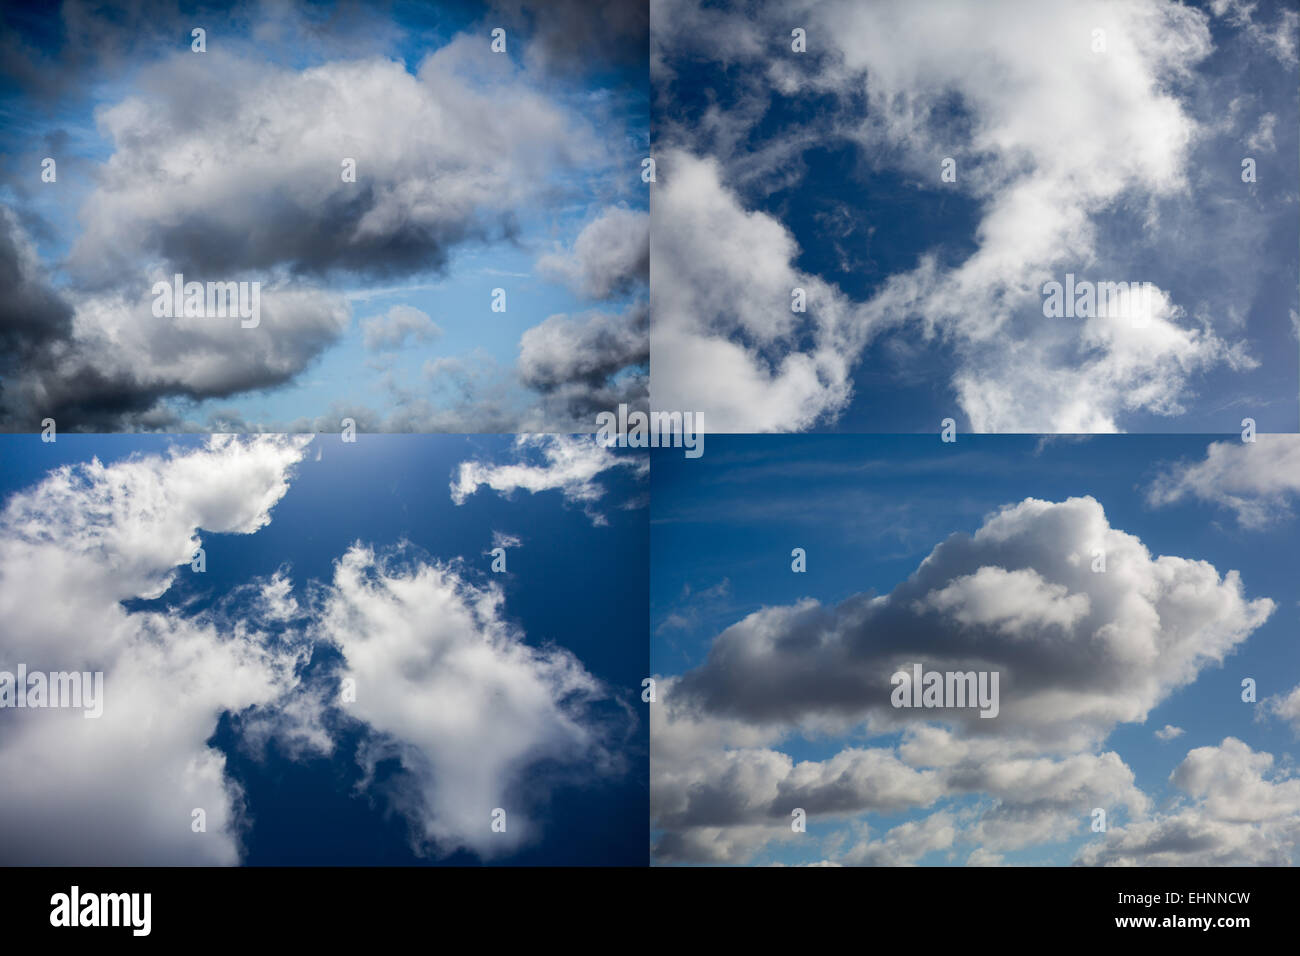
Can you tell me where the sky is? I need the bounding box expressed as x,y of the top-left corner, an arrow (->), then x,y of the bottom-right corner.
2,0 -> 1299,873
650,0 -> 1300,434
0,0 -> 648,433
650,433 -> 1300,865
0,432 -> 649,865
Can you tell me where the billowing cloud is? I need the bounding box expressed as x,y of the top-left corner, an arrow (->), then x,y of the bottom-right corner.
68,43 -> 593,286
0,7 -> 630,432
672,496 -> 1271,744
1078,738 -> 1300,865
518,302 -> 649,426
0,434 -> 629,863
537,205 -> 649,301
653,495 -> 1275,863
312,544 -> 621,858
650,150 -> 863,431
651,0 -> 1270,432
0,435 -> 313,864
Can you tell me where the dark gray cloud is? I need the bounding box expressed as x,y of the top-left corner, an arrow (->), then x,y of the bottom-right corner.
518,301 -> 648,421
489,0 -> 648,74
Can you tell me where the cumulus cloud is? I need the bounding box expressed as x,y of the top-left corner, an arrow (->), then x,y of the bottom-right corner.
312,544 -> 621,858
1156,724 -> 1186,741
653,495 -> 1274,863
68,43 -> 592,286
650,150 -> 864,431
1078,738 -> 1300,865
0,11 -> 624,431
518,302 -> 649,425
0,435 -> 313,864
672,496 -> 1271,744
651,0 -> 1265,432
524,205 -> 649,427
450,434 -> 648,525
537,205 -> 648,300
1148,436 -> 1300,528
0,435 -> 628,863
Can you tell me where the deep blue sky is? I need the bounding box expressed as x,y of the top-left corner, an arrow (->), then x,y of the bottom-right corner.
0,433 -> 648,865
652,0 -> 1299,433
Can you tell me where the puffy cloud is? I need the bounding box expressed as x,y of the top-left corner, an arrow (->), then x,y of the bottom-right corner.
526,205 -> 649,427
673,496 -> 1272,745
1148,436 -> 1300,528
537,205 -> 648,300
0,435 -> 313,864
362,305 -> 441,351
652,691 -> 1150,863
653,496 -> 1274,863
1078,738 -> 1300,865
313,544 -> 620,858
1,20 -> 616,431
651,0 -> 1261,432
68,44 -> 593,286
517,302 -> 649,426
451,434 -> 648,525
1156,724 -> 1186,741
840,813 -> 958,866
0,434 -> 630,863
650,150 -> 865,431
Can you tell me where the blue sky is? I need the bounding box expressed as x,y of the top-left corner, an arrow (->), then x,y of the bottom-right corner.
650,0 -> 1299,434
0,0 -> 648,432
0,433 -> 648,864
650,434 -> 1300,865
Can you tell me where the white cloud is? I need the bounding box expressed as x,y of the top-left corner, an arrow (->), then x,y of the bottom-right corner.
1156,724 -> 1186,741
451,434 -> 648,525
491,531 -> 522,550
69,42 -> 594,285
1263,683 -> 1300,737
652,0 -> 1260,432
1148,436 -> 1300,528
672,496 -> 1272,745
0,434 -> 629,863
313,544 -> 620,858
653,495 -> 1274,863
0,435 -> 313,864
537,205 -> 649,300
650,150 -> 865,431
1079,738 -> 1300,865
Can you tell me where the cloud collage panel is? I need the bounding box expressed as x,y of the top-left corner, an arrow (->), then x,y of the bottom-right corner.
0,0 -> 1297,930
